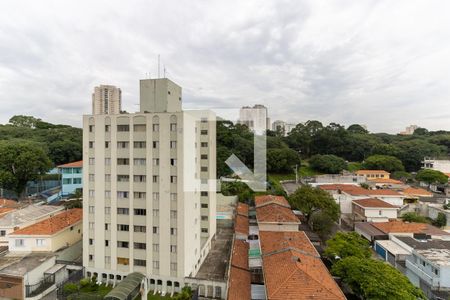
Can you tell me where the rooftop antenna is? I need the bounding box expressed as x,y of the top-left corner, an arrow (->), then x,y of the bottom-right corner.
163,65 -> 166,78
158,54 -> 161,78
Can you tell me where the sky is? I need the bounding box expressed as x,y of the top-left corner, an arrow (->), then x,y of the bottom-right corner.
1,0 -> 450,133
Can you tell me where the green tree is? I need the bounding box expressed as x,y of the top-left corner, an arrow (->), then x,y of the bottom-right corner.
332,257 -> 426,300
8,115 -> 41,128
362,155 -> 405,173
309,211 -> 334,240
309,154 -> 347,174
347,124 -> 368,134
391,171 -> 412,181
267,148 -> 301,173
416,169 -> 448,186
0,141 -> 52,198
401,212 -> 429,223
324,232 -> 371,262
48,140 -> 82,165
174,286 -> 193,300
289,185 -> 339,223
432,212 -> 447,228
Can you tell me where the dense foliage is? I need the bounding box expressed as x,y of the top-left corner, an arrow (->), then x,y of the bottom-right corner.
309,154 -> 347,174
324,232 -> 371,262
401,212 -> 430,223
361,155 -> 405,172
415,169 -> 449,185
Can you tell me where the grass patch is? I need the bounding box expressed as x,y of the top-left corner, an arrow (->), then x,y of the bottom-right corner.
299,165 -> 320,177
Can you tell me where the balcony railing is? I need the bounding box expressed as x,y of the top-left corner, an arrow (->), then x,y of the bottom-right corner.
25,274 -> 55,297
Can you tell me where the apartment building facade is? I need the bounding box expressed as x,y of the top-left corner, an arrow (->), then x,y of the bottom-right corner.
83,78 -> 216,293
92,85 -> 122,115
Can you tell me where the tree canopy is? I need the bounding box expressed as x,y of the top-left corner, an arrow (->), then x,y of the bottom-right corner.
362,155 -> 405,173
415,169 -> 448,185
289,185 -> 339,222
324,232 -> 371,262
309,154 -> 347,174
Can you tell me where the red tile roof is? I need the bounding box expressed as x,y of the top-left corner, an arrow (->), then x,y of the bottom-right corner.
373,220 -> 450,236
368,178 -> 403,184
366,189 -> 401,196
0,199 -> 20,208
236,203 -> 249,217
58,160 -> 83,168
260,231 -> 346,300
255,195 -> 290,208
256,204 -> 299,224
353,198 -> 398,209
228,239 -> 250,300
11,208 -> 82,236
0,207 -> 16,215
401,187 -> 433,197
235,215 -> 249,236
318,184 -> 402,196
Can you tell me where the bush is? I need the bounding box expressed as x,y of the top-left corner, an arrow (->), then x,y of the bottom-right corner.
401,212 -> 429,223
79,278 -> 90,288
63,283 -> 78,295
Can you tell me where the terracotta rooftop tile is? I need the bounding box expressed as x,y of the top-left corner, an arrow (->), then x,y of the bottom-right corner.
0,207 -> 16,215
57,160 -> 83,168
365,189 -> 401,196
401,187 -> 433,197
256,204 -> 300,224
352,198 -> 398,209
255,195 -> 290,208
236,202 -> 249,217
356,170 -> 390,175
235,215 -> 249,236
368,178 -> 403,184
10,208 -> 82,236
0,199 -> 20,208
260,231 -> 346,300
228,239 -> 251,300
318,184 -> 402,196
373,220 -> 450,236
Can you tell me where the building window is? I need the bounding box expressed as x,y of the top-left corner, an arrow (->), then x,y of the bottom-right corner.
152,244 -> 159,252
134,208 -> 146,216
117,141 -> 129,149
379,210 -> 382,215
201,228 -> 208,233
134,141 -> 146,148
170,193 -> 177,201
134,175 -> 146,182
89,255 -> 94,261
201,191 -> 208,196
170,176 -> 177,184
117,125 -> 130,132
117,175 -> 130,182
201,166 -> 208,172
117,208 -> 129,215
117,224 -> 129,231
170,141 -> 177,149
170,210 -> 177,218
105,190 -> 111,198
134,124 -> 146,132
170,263 -> 177,271
89,174 -> 95,182
117,257 -> 129,265
105,207 -> 111,214
117,191 -> 129,199
152,124 -> 159,132
201,216 -> 208,221
134,225 -> 146,233
89,190 -> 95,197
153,209 -> 159,217
89,125 -> 94,132
105,240 -> 109,246
170,228 -> 177,236
89,222 -> 95,229
200,130 -> 208,135
105,223 -> 110,230
170,245 -> 177,253
170,159 -> 177,166
134,158 -> 146,166
0,230 -> 5,237
105,125 -> 110,132
153,261 -> 159,269
134,242 -> 146,250
73,178 -> 81,184
15,239 -> 24,247
153,176 -> 159,183
134,259 -> 146,267
63,178 -> 72,184
153,158 -> 160,166
201,154 -> 208,159
105,174 -> 111,182
201,142 -> 208,147
89,141 -> 94,149
170,123 -> 177,131
153,226 -> 159,234
89,206 -> 95,213
105,256 -> 110,264
153,192 -> 159,201
134,192 -> 146,199
36,239 -> 45,247
104,141 -> 110,148
117,158 -> 129,165
117,241 -> 129,248
153,141 -> 159,148
89,158 -> 95,165
201,203 -> 208,208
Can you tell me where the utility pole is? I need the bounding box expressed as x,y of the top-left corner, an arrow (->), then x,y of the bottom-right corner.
294,164 -> 298,184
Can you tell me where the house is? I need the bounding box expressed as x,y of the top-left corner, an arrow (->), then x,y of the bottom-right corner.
352,198 -> 398,223
8,208 -> 82,252
227,239 -> 251,300
367,178 -> 405,189
0,205 -> 64,245
0,253 -> 67,299
427,203 -> 450,230
58,160 -> 83,197
259,231 -> 346,300
422,158 -> 450,173
355,170 -> 390,179
401,187 -> 433,199
254,195 -> 300,232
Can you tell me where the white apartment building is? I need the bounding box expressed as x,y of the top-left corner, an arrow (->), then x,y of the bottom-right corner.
271,120 -> 296,136
92,85 -> 122,115
238,104 -> 270,133
83,78 -> 217,293
422,158 -> 450,173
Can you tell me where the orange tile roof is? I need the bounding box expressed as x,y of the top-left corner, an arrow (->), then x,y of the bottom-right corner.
0,199 -> 20,208
236,202 -> 249,217
255,195 -> 290,208
58,160 -> 83,168
353,198 -> 398,209
365,189 -> 402,196
228,239 -> 251,300
356,170 -> 390,175
0,207 -> 16,215
11,208 -> 82,236
401,187 -> 433,197
373,220 -> 450,236
368,178 -> 403,184
235,215 -> 249,236
318,184 -> 402,196
256,204 -> 300,224
260,231 -> 346,300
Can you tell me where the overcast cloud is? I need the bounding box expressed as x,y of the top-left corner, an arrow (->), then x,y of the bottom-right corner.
0,0 -> 450,132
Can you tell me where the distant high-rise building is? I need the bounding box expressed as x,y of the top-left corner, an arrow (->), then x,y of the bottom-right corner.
238,104 -> 270,132
399,125 -> 419,135
92,85 -> 122,115
272,120 -> 296,136
83,78 -> 216,289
